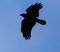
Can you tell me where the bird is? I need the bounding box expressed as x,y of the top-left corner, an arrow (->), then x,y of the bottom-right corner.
20,3 -> 46,40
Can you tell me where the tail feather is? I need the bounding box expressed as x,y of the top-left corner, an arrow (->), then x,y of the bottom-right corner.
36,19 -> 46,25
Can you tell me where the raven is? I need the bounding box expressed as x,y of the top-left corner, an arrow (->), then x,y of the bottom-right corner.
20,3 -> 46,40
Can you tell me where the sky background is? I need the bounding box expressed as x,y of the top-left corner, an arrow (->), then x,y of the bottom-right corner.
0,0 -> 60,52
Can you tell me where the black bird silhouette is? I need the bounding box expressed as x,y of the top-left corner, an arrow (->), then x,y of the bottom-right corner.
20,3 -> 46,40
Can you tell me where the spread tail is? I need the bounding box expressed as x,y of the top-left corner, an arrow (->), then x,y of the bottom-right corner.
36,19 -> 46,25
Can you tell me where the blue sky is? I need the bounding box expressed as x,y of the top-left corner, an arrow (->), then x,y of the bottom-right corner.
0,0 -> 60,52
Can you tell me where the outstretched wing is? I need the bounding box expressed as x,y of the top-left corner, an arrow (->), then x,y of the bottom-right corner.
21,19 -> 36,40
26,3 -> 43,12
26,3 -> 43,17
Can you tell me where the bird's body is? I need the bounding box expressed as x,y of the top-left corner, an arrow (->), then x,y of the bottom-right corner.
20,3 -> 46,40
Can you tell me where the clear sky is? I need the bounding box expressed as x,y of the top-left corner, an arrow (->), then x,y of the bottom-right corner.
0,0 -> 60,52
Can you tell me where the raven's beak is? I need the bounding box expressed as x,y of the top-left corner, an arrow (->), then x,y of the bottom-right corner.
20,13 -> 27,17
20,14 -> 23,16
